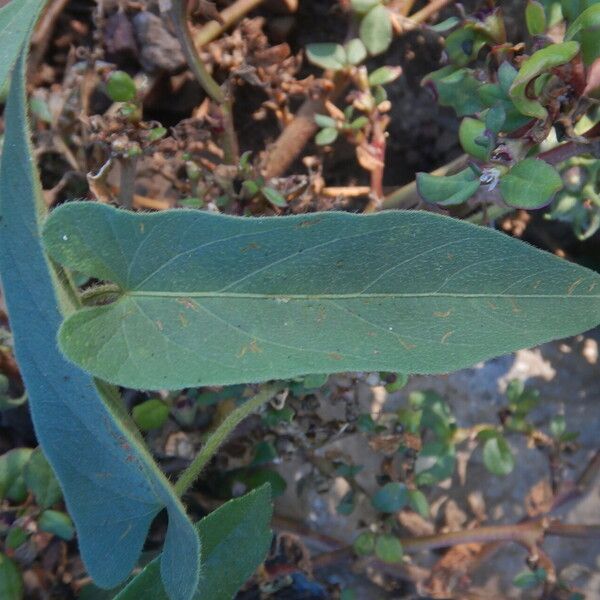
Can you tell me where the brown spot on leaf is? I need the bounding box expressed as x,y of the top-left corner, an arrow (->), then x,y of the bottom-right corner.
567,278 -> 583,295
177,297 -> 199,310
296,217 -> 322,228
398,338 -> 416,351
433,310 -> 452,318
441,330 -> 454,344
237,339 -> 263,358
327,352 -> 343,361
240,242 -> 260,252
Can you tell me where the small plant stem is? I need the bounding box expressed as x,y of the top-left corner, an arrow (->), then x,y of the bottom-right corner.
538,140 -> 600,166
167,0 -> 225,104
118,156 -> 138,209
575,450 -> 600,491
409,0 -> 454,24
132,193 -> 171,211
174,383 -> 282,496
276,515 -> 600,559
551,450 -> 600,510
400,519 -> 600,553
400,0 -> 417,17
193,0 -> 265,47
165,0 -> 239,163
364,117 -> 387,212
547,522 -> 600,538
401,520 -> 546,553
322,185 -> 371,197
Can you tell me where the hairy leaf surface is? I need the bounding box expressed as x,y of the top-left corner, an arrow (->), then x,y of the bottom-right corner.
0,0 -> 44,88
43,202 -> 600,390
115,486 -> 273,600
0,43 -> 199,600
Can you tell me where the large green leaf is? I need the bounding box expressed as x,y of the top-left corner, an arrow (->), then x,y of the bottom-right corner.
43,202 -> 600,390
0,0 -> 44,89
0,37 -> 199,600
115,486 -> 273,600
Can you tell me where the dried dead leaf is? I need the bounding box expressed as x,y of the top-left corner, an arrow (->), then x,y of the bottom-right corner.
525,479 -> 554,517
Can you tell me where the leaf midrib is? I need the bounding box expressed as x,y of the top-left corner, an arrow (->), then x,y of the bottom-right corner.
125,291 -> 599,300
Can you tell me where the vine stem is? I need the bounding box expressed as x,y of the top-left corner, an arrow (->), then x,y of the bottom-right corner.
163,0 -> 239,163
174,383 -> 283,496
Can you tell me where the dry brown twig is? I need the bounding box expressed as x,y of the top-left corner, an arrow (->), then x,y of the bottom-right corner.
28,0 -> 71,78
193,0 -> 266,47
271,445 -> 600,598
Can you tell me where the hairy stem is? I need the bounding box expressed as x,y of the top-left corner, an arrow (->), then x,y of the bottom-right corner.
165,0 -> 239,163
174,383 -> 282,496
